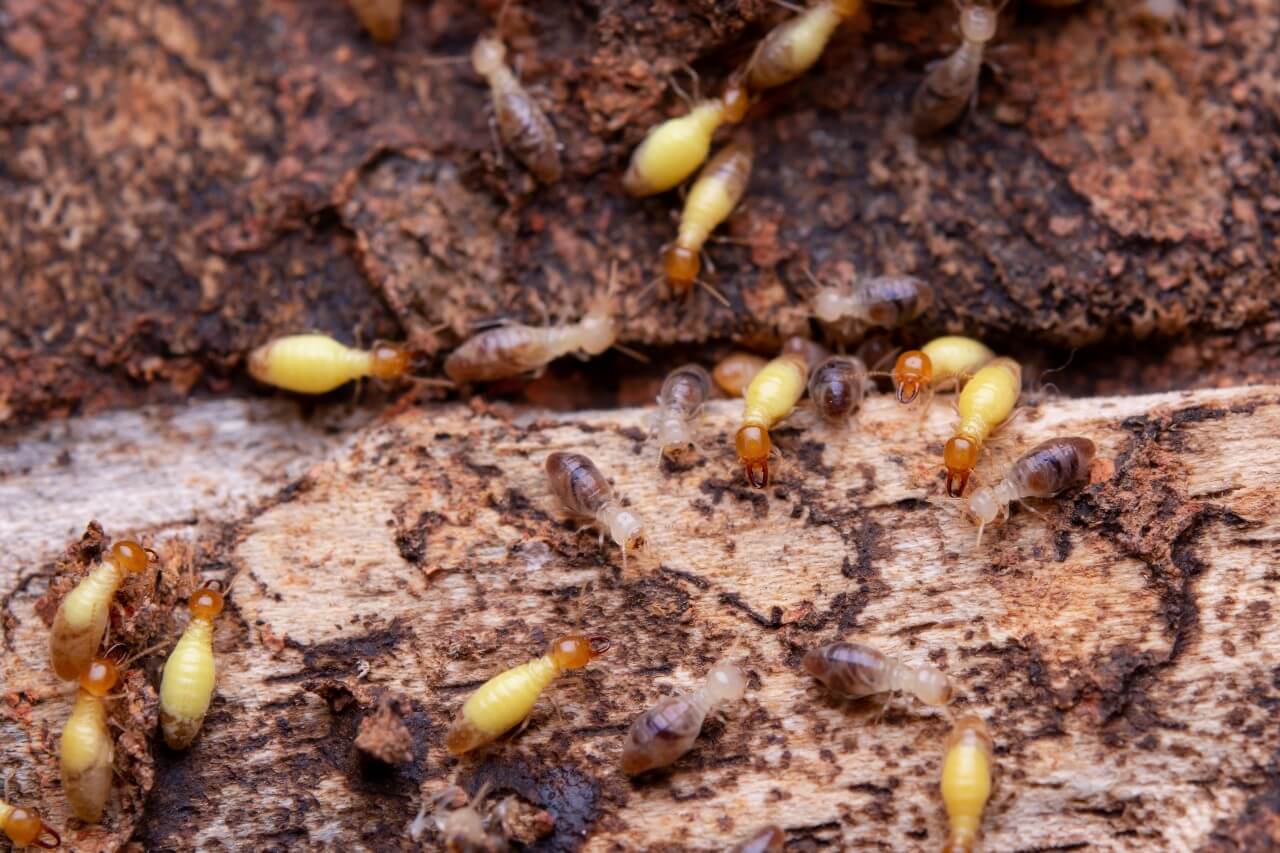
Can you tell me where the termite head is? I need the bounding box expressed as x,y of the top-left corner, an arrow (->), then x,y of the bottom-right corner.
812,289 -> 846,324
656,419 -> 695,463
892,350 -> 933,404
736,425 -> 771,488
79,657 -> 120,697
369,342 -> 411,380
721,79 -> 750,124
609,507 -> 647,555
108,540 -> 151,574
704,661 -> 748,706
471,36 -> 506,76
912,663 -> 954,706
663,246 -> 701,296
1,806 -> 60,849
966,486 -> 1002,547
550,634 -> 612,670
958,1 -> 999,43
578,307 -> 619,356
189,582 -> 225,622
943,435 -> 980,497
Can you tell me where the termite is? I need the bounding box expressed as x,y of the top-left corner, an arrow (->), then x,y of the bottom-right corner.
807,355 -> 868,423
664,134 -> 754,301
967,437 -> 1095,546
940,715 -> 994,853
60,657 -> 118,823
943,356 -> 1022,497
49,539 -> 151,682
891,335 -> 994,405
411,783 -> 508,852
736,336 -> 823,488
347,0 -> 401,42
653,364 -> 713,463
803,642 -> 952,707
620,660 -> 747,775
471,33 -> 562,184
713,352 -> 767,397
0,800 -> 59,849
811,273 -> 934,328
445,634 -> 611,755
730,825 -> 786,853
911,0 -> 1004,137
745,0 -> 862,91
248,334 -> 412,395
624,79 -> 751,197
159,581 -> 225,750
545,452 -> 646,565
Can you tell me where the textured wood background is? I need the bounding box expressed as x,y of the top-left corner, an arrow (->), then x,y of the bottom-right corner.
2,385 -> 1278,850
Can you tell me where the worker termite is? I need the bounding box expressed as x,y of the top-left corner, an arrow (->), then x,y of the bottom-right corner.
943,356 -> 1022,497
248,334 -> 412,395
967,437 -> 1096,545
620,660 -> 747,775
60,657 -> 118,823
159,581 -> 225,750
652,364 -> 712,464
49,539 -> 152,682
410,783 -> 508,852
745,0 -> 862,92
808,355 -> 869,423
623,78 -> 751,197
730,825 -> 786,853
713,352 -> 767,397
891,335 -> 995,405
736,336 -> 822,488
811,273 -> 934,329
803,642 -> 952,707
940,715 -> 994,853
445,634 -> 611,754
664,134 -> 754,301
545,451 -> 646,564
0,799 -> 59,849
911,0 -> 1005,137
470,28 -> 562,184
347,0 -> 402,43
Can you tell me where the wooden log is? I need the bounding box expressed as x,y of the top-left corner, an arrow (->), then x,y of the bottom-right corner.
2,384 -> 1278,850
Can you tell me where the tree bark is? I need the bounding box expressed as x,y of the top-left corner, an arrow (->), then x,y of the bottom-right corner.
2,385 -> 1278,850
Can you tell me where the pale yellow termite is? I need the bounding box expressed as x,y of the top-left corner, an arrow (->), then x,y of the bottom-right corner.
891,336 -> 995,404
664,134 -> 754,299
940,715 -> 994,853
623,79 -> 750,197
60,657 -> 118,824
248,334 -> 411,395
0,800 -> 59,849
445,634 -> 611,754
472,35 -> 563,183
49,540 -> 151,682
159,582 -> 225,750
745,0 -> 862,92
911,0 -> 1003,136
735,337 -> 825,488
943,357 -> 1021,496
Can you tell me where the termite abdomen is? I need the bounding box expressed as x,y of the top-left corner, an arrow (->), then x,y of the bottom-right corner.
808,355 -> 867,423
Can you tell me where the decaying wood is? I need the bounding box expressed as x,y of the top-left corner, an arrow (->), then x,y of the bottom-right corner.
2,385 -> 1278,850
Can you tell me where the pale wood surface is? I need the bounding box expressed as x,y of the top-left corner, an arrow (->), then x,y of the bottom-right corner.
2,386 -> 1278,851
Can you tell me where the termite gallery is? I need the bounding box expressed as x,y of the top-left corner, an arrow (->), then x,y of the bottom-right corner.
0,800 -> 59,849
652,363 -> 712,463
736,336 -> 824,488
943,356 -> 1023,497
248,334 -> 412,395
545,451 -> 646,564
892,335 -> 995,405
967,436 -> 1096,545
941,715 -> 995,853
159,581 -> 226,749
471,32 -> 563,184
49,539 -> 151,682
912,0 -> 1004,136
620,660 -> 747,775
445,633 -> 612,755
60,657 -> 119,824
803,641 -> 953,707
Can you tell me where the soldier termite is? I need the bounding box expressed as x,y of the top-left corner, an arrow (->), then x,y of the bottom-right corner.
623,78 -> 751,197
544,452 -> 646,566
159,581 -> 226,749
736,336 -> 824,488
347,0 -> 401,43
967,437 -> 1096,546
944,356 -> 1022,497
620,660 -> 747,775
730,825 -> 786,853
60,657 -> 119,823
652,364 -> 713,464
891,335 -> 995,405
803,642 -> 952,707
940,715 -> 994,853
49,540 -> 152,682
248,334 -> 413,395
911,0 -> 1005,137
808,355 -> 869,424
745,0 -> 863,92
0,799 -> 59,849
664,134 -> 755,303
811,272 -> 934,329
445,634 -> 611,755
713,352 -> 768,397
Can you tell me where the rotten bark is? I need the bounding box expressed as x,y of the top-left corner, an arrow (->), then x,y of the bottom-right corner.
2,385 -> 1278,850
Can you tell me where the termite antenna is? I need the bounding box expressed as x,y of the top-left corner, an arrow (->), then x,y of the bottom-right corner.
612,342 -> 650,364
697,279 -> 731,308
